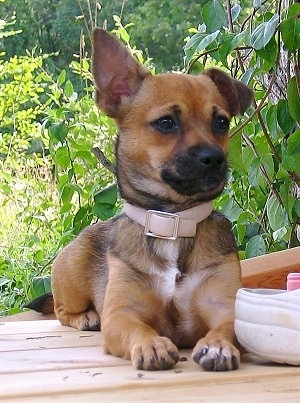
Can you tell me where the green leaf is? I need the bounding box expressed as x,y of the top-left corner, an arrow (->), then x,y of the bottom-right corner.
287,77 -> 300,122
184,32 -> 206,66
237,211 -> 253,244
256,36 -> 277,66
55,146 -> 70,169
279,182 -> 295,221
280,155 -> 300,176
64,80 -> 74,97
287,129 -> 300,154
231,4 -> 241,22
218,31 -> 247,65
272,227 -> 288,242
280,5 -> 300,52
287,3 -> 300,18
250,14 -> 279,50
94,183 -> 117,205
261,154 -> 274,179
266,195 -> 289,232
29,276 -> 52,299
249,154 -> 274,188
92,203 -> 118,221
277,99 -> 295,135
245,234 -> 266,258
73,206 -> 91,226
241,67 -> 256,85
185,32 -> 206,53
75,150 -> 95,164
57,70 -> 66,86
196,31 -> 220,53
294,199 -> 300,217
49,121 -> 68,143
60,202 -> 73,214
280,19 -> 300,52
201,0 -> 227,33
60,185 -> 74,205
216,194 -> 243,221
228,133 -> 245,173
266,105 -> 279,140
185,31 -> 220,58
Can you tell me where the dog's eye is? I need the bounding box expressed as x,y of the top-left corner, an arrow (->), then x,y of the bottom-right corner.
213,116 -> 230,134
151,115 -> 179,134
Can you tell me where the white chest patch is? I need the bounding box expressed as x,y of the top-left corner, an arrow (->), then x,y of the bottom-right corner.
150,239 -> 181,300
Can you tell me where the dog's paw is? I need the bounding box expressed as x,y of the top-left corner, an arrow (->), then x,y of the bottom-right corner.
192,338 -> 240,371
131,336 -> 179,371
77,310 -> 100,331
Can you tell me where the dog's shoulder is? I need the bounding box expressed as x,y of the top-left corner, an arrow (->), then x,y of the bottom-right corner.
195,211 -> 237,256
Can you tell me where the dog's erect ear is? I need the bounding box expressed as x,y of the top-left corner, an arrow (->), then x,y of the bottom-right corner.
203,68 -> 253,116
92,28 -> 149,117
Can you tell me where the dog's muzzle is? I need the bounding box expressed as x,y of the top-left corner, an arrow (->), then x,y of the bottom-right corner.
161,146 -> 227,196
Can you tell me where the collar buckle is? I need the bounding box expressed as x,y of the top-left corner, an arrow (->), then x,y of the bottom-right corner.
144,210 -> 180,240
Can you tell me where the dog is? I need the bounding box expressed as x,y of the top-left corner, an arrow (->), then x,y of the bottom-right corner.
28,28 -> 253,371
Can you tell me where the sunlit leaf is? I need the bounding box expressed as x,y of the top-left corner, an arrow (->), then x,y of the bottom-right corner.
201,0 -> 227,32
250,14 -> 279,49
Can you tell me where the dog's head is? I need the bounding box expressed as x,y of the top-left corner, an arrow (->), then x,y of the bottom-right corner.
92,29 -> 253,211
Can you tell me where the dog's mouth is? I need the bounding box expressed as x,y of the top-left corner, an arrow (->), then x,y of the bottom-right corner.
161,171 -> 226,198
161,146 -> 228,199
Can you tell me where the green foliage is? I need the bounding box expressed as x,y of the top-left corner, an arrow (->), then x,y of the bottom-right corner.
185,0 -> 300,258
1,0 -> 206,73
29,275 -> 51,300
0,15 -> 122,315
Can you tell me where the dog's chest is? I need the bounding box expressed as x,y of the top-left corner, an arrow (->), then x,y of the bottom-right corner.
150,239 -> 183,300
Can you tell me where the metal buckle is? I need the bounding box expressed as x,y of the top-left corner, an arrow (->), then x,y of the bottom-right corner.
144,210 -> 180,240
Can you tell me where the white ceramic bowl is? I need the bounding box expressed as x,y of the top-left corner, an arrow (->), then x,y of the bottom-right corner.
235,288 -> 300,365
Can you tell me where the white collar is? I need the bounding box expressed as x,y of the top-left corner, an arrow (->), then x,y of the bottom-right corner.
124,201 -> 213,240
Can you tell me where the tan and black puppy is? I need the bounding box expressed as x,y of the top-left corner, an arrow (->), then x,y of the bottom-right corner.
30,29 -> 253,371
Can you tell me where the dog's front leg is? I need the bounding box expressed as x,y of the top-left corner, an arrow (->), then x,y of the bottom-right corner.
101,253 -> 179,371
191,255 -> 241,371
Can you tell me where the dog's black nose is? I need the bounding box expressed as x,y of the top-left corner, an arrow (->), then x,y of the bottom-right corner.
176,146 -> 226,177
194,147 -> 225,169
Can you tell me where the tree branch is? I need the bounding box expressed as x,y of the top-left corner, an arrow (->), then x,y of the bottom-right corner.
91,147 -> 116,175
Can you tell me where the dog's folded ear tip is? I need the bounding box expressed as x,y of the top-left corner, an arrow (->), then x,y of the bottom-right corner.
202,67 -> 253,116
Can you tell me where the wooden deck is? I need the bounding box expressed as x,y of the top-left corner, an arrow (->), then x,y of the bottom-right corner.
1,319 -> 299,402
1,247 -> 300,402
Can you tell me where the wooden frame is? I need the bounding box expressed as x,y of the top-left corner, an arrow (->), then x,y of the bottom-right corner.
241,246 -> 300,289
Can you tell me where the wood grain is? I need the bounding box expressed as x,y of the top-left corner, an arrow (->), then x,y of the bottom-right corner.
241,246 -> 300,289
1,320 -> 299,402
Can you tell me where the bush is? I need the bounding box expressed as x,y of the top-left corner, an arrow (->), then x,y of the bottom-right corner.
184,0 -> 300,258
0,20 -> 119,315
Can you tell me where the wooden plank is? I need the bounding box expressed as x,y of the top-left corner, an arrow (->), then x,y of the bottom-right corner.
0,311 -> 56,322
241,246 -> 300,289
1,355 -> 299,401
1,330 -> 102,352
0,320 -> 72,335
1,320 -> 299,402
1,345 -> 129,374
4,375 -> 299,403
